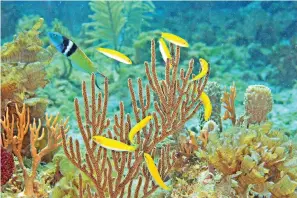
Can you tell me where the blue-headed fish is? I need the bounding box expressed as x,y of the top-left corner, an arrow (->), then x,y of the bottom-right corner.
48,32 -> 106,88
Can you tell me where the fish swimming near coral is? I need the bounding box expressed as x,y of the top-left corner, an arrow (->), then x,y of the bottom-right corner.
191,58 -> 209,81
144,153 -> 171,191
200,92 -> 212,121
92,136 -> 138,152
159,38 -> 172,67
129,115 -> 152,145
97,47 -> 132,64
161,32 -> 189,48
48,32 -> 106,89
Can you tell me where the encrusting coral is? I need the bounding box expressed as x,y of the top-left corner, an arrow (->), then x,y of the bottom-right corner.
0,104 -> 69,197
244,85 -> 273,124
60,40 -> 210,197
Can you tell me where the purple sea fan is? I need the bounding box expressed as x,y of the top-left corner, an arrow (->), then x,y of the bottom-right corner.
1,147 -> 15,185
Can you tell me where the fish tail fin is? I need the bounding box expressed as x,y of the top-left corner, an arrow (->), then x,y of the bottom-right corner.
94,71 -> 107,90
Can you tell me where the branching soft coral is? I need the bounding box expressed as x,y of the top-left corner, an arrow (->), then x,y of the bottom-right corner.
1,104 -> 69,197
61,40 -> 210,197
222,82 -> 237,126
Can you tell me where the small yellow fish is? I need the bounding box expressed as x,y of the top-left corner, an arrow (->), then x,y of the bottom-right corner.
143,153 -> 171,191
97,48 -> 132,64
200,92 -> 212,121
159,38 -> 172,67
129,116 -> 152,145
161,32 -> 189,48
191,58 -> 209,81
92,136 -> 137,152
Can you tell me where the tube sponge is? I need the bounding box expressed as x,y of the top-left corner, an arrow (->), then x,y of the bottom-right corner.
244,85 -> 273,124
1,147 -> 15,185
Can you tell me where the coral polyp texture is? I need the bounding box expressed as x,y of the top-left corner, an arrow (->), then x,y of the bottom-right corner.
1,147 -> 15,185
244,85 -> 273,124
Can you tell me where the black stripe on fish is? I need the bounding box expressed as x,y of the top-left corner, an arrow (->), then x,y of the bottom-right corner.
66,41 -> 77,57
61,36 -> 69,54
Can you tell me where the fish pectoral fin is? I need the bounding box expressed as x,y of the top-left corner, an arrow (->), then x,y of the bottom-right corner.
95,71 -> 108,90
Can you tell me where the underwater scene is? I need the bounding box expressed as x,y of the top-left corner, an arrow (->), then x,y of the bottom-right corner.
1,1 -> 297,197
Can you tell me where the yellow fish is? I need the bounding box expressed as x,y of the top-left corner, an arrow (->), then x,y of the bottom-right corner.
159,38 -> 172,67
129,116 -> 152,145
200,92 -> 212,121
92,136 -> 138,152
144,153 -> 171,191
97,48 -> 132,64
191,58 -> 209,81
161,32 -> 189,48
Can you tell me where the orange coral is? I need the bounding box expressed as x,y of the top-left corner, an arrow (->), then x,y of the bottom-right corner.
1,104 -> 69,197
222,82 -> 237,125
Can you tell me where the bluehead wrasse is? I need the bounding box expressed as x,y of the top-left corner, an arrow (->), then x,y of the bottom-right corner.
48,32 -> 106,89
129,116 -> 152,145
161,32 -> 189,48
191,58 -> 209,81
97,48 -> 132,65
92,136 -> 138,152
158,38 -> 172,67
143,153 -> 171,191
200,92 -> 212,121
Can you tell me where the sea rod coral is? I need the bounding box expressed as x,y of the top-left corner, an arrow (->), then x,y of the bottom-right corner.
1,104 -> 69,197
61,40 -> 210,197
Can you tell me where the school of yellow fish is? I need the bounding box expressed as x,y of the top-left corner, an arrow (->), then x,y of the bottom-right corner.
60,31 -> 212,191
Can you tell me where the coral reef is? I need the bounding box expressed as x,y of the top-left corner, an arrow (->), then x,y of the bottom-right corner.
202,122 -> 297,197
61,40 -> 210,197
16,15 -> 47,34
1,147 -> 15,185
1,104 -> 69,197
244,85 -> 273,124
1,17 -> 54,119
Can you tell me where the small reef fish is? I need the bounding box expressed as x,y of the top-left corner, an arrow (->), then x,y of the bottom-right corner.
48,32 -> 106,89
128,115 -> 152,145
161,32 -> 189,48
159,38 -> 172,67
144,153 -> 171,191
97,48 -> 132,64
92,136 -> 138,152
191,58 -> 209,81
200,92 -> 212,121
